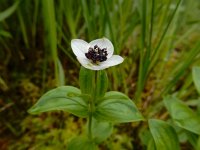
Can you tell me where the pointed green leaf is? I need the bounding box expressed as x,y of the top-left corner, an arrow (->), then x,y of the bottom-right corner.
79,67 -> 108,100
56,58 -> 65,86
149,119 -> 180,150
68,136 -> 97,150
94,91 -> 144,123
192,66 -> 200,94
28,86 -> 88,117
79,67 -> 95,95
91,118 -> 113,143
96,70 -> 108,99
164,96 -> 200,135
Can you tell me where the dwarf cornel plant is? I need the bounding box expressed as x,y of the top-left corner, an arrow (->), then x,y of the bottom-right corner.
28,38 -> 144,150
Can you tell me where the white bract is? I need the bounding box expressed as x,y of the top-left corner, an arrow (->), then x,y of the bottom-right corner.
71,38 -> 124,70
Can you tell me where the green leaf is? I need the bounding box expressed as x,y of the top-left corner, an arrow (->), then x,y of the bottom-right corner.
28,86 -> 88,117
79,67 -> 95,95
96,70 -> 108,99
56,58 -> 65,86
0,1 -> 19,21
79,68 -> 108,100
192,66 -> 200,94
91,118 -> 113,143
197,137 -> 200,150
164,96 -> 200,135
94,91 -> 144,123
186,131 -> 199,149
139,128 -> 153,147
149,119 -> 180,150
68,136 -> 97,150
0,30 -> 12,38
147,139 -> 156,150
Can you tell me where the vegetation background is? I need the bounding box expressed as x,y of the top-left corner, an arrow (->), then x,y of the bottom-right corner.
0,0 -> 200,149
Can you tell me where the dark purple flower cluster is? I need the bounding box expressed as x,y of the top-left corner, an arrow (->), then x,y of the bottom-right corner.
85,45 -> 108,63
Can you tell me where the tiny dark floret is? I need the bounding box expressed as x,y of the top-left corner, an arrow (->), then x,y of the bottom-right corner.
85,45 -> 108,63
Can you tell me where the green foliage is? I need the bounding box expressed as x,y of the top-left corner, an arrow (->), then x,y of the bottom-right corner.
149,119 -> 180,150
79,67 -> 95,96
193,66 -> 200,94
28,67 -> 143,149
68,136 -> 97,150
79,67 -> 108,100
1,0 -> 200,149
0,0 -> 19,21
164,96 -> 200,135
96,70 -> 108,99
135,0 -> 183,101
42,0 -> 65,86
91,118 -> 113,144
28,86 -> 88,118
94,91 -> 144,123
163,41 -> 200,94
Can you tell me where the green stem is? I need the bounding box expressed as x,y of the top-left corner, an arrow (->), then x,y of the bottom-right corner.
88,103 -> 93,139
88,71 -> 97,140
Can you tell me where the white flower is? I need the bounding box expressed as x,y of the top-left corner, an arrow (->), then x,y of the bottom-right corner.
71,38 -> 124,70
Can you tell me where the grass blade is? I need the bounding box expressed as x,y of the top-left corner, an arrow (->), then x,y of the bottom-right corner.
42,0 -> 64,86
0,1 -> 19,21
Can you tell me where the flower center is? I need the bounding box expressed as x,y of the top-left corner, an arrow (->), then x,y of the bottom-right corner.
85,45 -> 108,63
